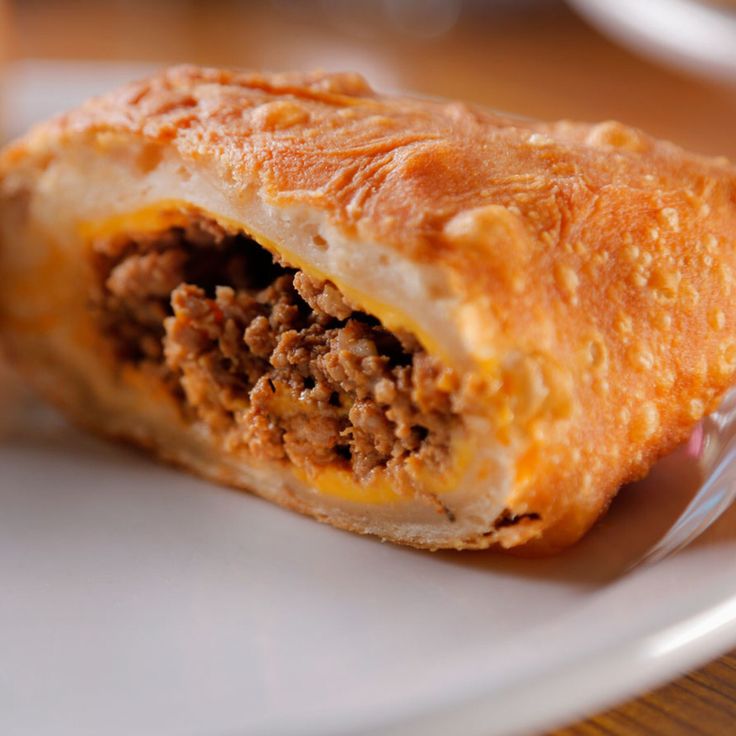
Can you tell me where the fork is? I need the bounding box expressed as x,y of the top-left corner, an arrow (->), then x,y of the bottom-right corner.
638,386 -> 736,567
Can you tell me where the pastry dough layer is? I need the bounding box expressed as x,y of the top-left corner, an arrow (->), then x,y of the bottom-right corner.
1,66 -> 736,553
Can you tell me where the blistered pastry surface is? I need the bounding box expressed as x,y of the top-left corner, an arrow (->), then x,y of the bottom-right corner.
2,66 -> 736,551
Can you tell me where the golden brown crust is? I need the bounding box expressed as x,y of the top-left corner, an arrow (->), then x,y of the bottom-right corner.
2,66 -> 736,553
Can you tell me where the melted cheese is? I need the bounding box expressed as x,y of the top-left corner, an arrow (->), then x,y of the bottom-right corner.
78,200 -> 449,362
293,433 -> 473,505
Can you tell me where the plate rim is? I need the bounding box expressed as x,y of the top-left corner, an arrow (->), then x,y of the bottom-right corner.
352,584 -> 736,736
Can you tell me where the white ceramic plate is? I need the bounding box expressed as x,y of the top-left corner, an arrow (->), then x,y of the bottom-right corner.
3,402 -> 736,736
568,0 -> 736,84
4,63 -> 736,736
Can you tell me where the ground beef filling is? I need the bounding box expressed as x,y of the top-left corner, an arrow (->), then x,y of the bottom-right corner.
93,219 -> 461,480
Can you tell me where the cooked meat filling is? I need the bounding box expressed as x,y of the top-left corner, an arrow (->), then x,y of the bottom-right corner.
92,217 -> 461,480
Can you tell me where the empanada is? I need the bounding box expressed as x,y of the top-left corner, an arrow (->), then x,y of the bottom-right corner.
2,66 -> 735,553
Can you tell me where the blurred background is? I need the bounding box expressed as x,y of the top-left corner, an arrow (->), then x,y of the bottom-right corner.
0,0 -> 735,158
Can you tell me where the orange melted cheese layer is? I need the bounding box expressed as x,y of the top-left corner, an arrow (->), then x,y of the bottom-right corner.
293,435 -> 474,505
80,202 -> 475,505
79,201 -> 450,364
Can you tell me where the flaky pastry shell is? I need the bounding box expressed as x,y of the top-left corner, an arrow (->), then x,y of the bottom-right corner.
2,66 -> 736,553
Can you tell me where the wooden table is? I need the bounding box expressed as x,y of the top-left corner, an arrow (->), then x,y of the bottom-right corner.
5,1 -> 736,732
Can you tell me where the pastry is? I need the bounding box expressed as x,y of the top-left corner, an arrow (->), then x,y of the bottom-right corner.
2,65 -> 735,553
